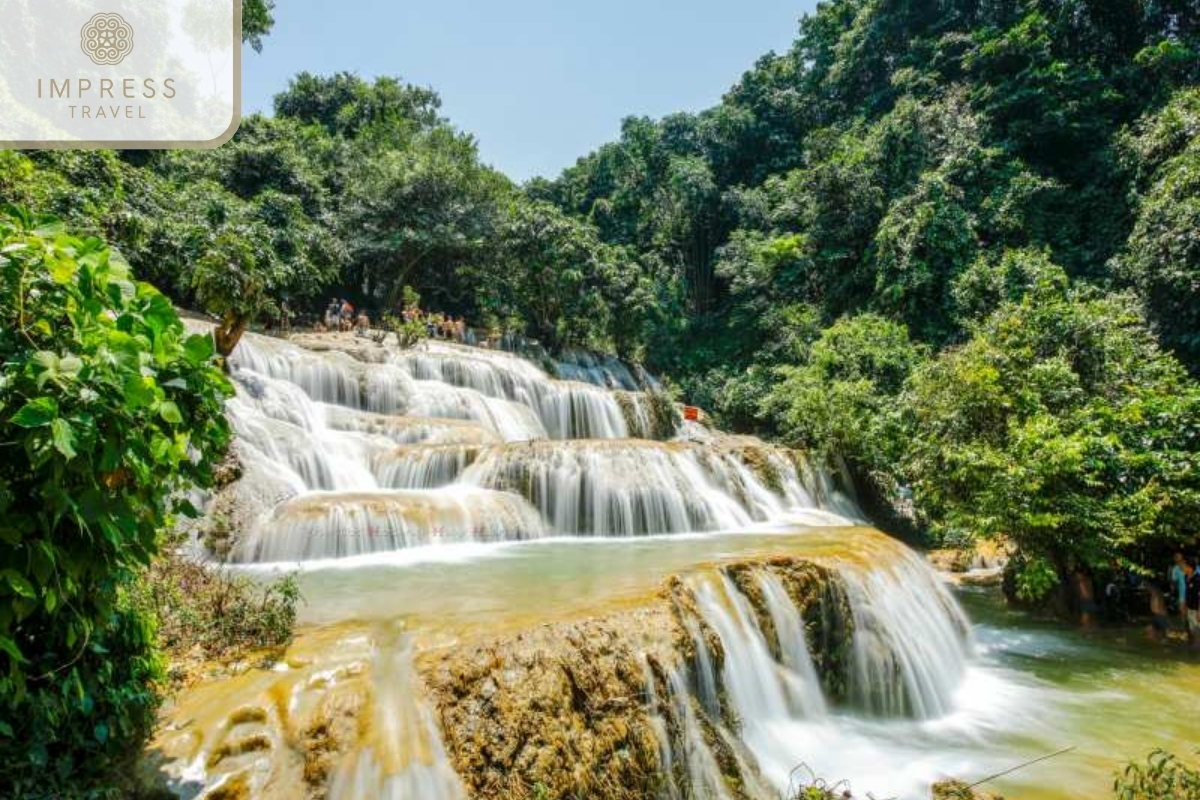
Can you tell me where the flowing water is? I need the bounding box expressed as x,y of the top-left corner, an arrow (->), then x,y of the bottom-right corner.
158,328 -> 1200,800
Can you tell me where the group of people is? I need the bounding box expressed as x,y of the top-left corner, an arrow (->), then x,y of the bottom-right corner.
314,298 -> 370,334
310,297 -> 472,344
401,305 -> 468,343
1071,552 -> 1200,648
1161,552 -> 1200,647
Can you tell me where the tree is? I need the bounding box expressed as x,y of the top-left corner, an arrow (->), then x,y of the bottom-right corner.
485,199 -> 614,350
0,208 -> 231,796
274,72 -> 444,141
904,251 -> 1200,591
1115,88 -> 1200,373
871,175 -> 978,343
241,0 -> 275,53
342,128 -> 506,311
191,229 -> 274,356
765,313 -> 924,475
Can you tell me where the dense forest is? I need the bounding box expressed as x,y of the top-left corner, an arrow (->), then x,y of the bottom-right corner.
2,0 -> 1200,792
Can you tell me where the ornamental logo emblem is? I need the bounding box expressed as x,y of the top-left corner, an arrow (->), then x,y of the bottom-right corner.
80,13 -> 134,66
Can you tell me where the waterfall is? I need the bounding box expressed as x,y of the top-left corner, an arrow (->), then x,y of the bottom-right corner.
174,324 -> 995,800
394,346 -> 633,439
651,554 -> 973,797
460,441 -> 804,536
374,444 -> 483,489
205,327 -> 857,561
231,333 -> 367,408
328,636 -> 467,800
692,574 -> 801,734
756,571 -> 827,718
840,546 -> 973,719
323,406 -> 500,447
232,489 -> 547,562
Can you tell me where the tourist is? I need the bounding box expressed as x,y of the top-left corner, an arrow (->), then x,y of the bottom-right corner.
340,299 -> 355,332
1148,583 -> 1170,643
355,311 -> 370,336
325,299 -> 340,330
1170,551 -> 1188,622
1074,565 -> 1098,629
1186,559 -> 1200,647
455,316 -> 466,343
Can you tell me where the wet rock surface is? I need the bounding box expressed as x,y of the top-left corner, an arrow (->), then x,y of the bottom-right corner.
420,605 -> 673,799
931,779 -> 1004,799
419,556 -> 856,800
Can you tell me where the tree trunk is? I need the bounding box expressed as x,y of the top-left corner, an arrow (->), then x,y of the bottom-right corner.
214,312 -> 250,360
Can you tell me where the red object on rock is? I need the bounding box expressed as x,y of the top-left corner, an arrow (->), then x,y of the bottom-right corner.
683,406 -> 699,421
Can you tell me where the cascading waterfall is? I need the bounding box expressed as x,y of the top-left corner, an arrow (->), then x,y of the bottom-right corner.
164,322 -> 1160,800
230,333 -> 651,441
646,553 -> 973,798
231,489 -> 547,562
207,328 -> 857,562
374,444 -> 484,489
181,323 -> 904,797
756,571 -> 828,718
394,346 -> 634,439
327,635 -> 467,800
461,441 -> 763,536
840,546 -> 973,719
323,406 -> 501,447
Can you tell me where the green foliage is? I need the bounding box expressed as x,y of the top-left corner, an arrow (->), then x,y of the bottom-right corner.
477,199 -> 645,351
275,72 -> 444,141
241,0 -> 276,53
0,208 -> 231,796
1115,89 -> 1200,371
401,284 -> 421,311
1115,750 -> 1200,800
342,127 -> 508,312
1013,555 -> 1060,603
382,313 -> 429,350
130,554 -> 298,671
871,175 -> 978,342
904,253 -> 1200,571
766,313 -> 924,472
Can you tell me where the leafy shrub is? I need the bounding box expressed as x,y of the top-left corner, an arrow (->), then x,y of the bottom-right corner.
130,554 -> 299,681
765,313 -> 924,472
1012,555 -> 1060,603
0,207 -> 231,797
1115,750 -> 1200,800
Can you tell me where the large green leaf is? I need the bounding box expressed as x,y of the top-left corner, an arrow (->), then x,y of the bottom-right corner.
10,397 -> 57,428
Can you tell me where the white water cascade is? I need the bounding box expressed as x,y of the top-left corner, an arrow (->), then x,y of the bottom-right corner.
327,635 -> 468,800
205,328 -> 858,563
648,546 -> 975,799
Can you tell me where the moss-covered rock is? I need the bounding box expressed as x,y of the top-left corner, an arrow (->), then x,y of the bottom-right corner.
931,779 -> 1003,799
421,557 -> 853,800
420,606 -> 673,800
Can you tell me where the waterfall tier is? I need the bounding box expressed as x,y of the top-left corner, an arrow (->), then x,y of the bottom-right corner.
232,489 -> 547,563
461,439 -> 805,536
197,328 -> 858,562
226,332 -> 667,442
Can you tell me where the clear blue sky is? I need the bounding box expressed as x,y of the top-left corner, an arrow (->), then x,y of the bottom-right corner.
241,0 -> 815,181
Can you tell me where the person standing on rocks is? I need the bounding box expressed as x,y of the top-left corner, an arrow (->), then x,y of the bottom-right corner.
1185,558 -> 1200,647
1170,551 -> 1188,626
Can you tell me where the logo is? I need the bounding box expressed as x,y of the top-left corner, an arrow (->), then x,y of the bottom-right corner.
80,13 -> 134,66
